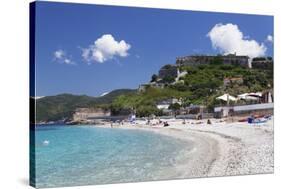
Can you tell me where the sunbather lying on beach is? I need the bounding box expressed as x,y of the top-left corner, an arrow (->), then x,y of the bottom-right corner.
163,121 -> 169,127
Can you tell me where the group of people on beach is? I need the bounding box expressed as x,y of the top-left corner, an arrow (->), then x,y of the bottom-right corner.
110,120 -> 125,128
108,113 -> 272,128
144,118 -> 213,127
108,114 -> 217,128
145,118 -> 169,127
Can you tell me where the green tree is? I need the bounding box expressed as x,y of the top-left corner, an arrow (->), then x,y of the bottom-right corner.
168,103 -> 181,110
136,105 -> 162,117
162,76 -> 175,83
168,103 -> 181,116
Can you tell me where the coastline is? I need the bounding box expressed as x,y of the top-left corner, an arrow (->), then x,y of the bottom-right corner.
96,117 -> 274,178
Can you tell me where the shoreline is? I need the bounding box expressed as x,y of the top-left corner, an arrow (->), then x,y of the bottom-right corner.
96,117 -> 274,177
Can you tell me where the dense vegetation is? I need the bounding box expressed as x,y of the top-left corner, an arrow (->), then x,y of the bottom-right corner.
111,87 -> 191,117
36,58 -> 273,121
112,61 -> 273,116
35,89 -> 136,122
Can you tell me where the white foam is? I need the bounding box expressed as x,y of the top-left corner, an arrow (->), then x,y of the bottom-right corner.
43,140 -> 49,145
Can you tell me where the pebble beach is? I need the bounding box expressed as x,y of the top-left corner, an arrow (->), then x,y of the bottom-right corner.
100,117 -> 274,178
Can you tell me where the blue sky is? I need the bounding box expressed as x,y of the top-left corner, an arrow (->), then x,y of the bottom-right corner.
34,1 -> 273,96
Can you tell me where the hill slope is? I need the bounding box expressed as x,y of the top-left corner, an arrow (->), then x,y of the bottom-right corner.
35,61 -> 273,121
35,89 -> 136,122
111,63 -> 273,117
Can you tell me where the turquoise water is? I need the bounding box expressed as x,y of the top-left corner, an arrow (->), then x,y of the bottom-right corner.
33,125 -> 192,188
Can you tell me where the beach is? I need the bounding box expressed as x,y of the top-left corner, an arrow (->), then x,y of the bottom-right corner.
100,117 -> 274,178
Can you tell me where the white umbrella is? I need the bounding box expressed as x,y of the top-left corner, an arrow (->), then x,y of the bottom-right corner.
238,93 -> 260,100
216,94 -> 237,102
248,92 -> 262,97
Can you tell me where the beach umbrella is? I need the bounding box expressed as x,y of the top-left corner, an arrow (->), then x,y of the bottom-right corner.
248,92 -> 262,98
238,93 -> 260,100
216,94 -> 237,102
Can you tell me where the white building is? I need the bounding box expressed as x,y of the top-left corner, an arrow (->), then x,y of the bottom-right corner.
156,98 -> 182,110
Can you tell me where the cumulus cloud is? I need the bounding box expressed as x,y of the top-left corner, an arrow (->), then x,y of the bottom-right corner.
53,49 -> 75,65
266,35 -> 273,43
82,34 -> 131,63
207,23 -> 267,58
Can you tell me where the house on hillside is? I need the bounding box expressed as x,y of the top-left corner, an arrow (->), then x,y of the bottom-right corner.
251,57 -> 273,69
156,98 -> 182,110
223,77 -> 243,86
150,82 -> 165,89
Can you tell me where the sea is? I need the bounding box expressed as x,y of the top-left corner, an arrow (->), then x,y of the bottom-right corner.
32,125 -> 192,188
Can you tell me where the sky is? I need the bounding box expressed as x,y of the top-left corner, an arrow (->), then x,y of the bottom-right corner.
34,1 -> 273,97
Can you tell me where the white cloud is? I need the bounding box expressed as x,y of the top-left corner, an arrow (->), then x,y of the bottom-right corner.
82,34 -> 131,63
54,50 -> 64,59
207,23 -> 267,58
266,35 -> 273,43
53,49 -> 75,65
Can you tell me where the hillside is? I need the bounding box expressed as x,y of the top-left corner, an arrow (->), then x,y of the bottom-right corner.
112,62 -> 273,117
35,89 -> 136,122
35,58 -> 273,122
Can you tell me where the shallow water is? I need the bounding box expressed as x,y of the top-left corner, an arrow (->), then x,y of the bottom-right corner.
32,125 -> 192,188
